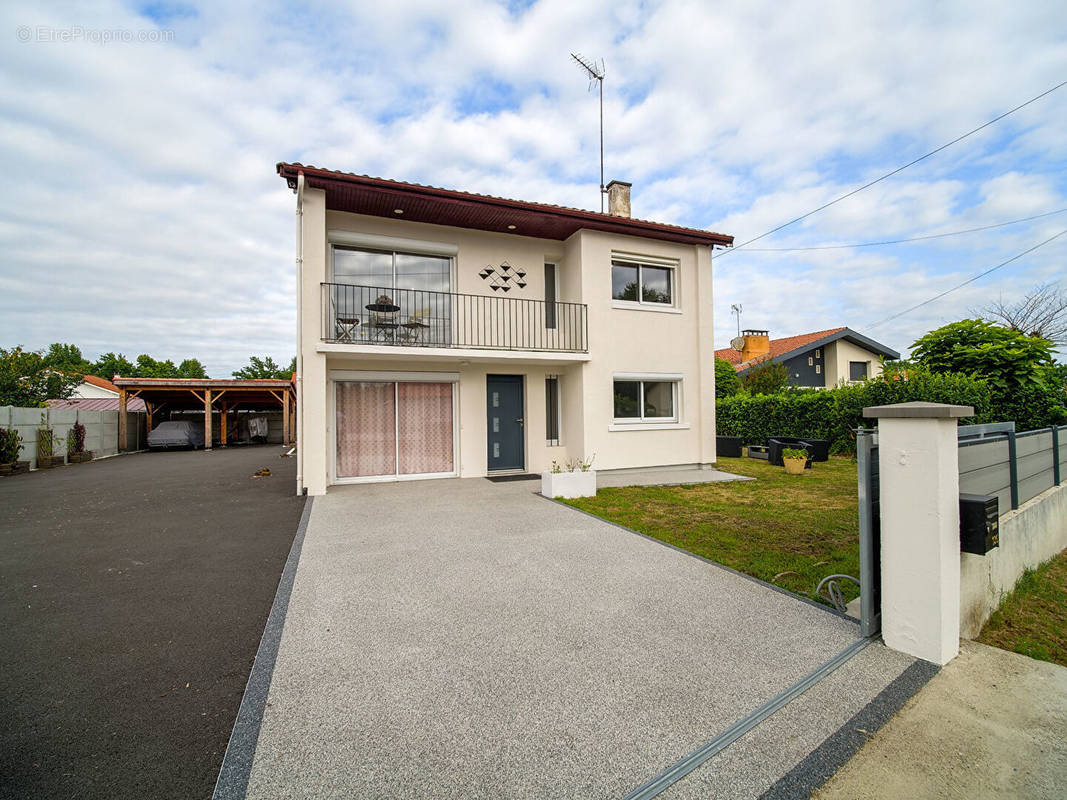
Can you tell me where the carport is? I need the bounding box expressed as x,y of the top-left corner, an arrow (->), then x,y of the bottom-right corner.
112,377 -> 295,450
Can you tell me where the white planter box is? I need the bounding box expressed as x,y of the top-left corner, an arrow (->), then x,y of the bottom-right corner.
541,469 -> 597,499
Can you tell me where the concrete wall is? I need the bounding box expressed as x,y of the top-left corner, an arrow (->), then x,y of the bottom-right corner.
0,406 -> 145,468
960,482 -> 1067,638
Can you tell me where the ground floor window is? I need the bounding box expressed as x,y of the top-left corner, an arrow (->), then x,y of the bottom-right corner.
335,380 -> 454,479
545,375 -> 560,446
849,361 -> 869,381
612,377 -> 678,423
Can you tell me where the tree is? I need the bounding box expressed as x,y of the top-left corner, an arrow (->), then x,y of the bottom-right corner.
741,358 -> 791,395
176,358 -> 208,378
0,345 -> 83,407
41,343 -> 92,375
715,357 -> 740,399
233,355 -> 295,380
981,283 -> 1067,346
910,319 -> 1056,390
92,352 -> 136,380
134,354 -> 179,378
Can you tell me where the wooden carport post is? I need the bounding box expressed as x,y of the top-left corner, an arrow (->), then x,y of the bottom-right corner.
220,401 -> 228,447
282,388 -> 291,445
204,388 -> 213,451
118,388 -> 128,452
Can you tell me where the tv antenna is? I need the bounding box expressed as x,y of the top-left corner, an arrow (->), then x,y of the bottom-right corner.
730,304 -> 745,350
570,52 -> 606,212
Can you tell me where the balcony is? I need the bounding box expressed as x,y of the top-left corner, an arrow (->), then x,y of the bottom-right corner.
322,283 -> 588,353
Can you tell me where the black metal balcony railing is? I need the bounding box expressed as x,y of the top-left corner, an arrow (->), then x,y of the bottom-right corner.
322,283 -> 588,353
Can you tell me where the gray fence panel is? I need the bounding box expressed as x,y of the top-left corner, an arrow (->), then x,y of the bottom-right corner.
1015,430 -> 1052,457
959,438 -> 1012,514
1059,426 -> 1067,474
959,438 -> 1009,472
1018,472 -> 1055,506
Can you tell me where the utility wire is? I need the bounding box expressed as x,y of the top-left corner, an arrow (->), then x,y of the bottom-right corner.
867,228 -> 1067,329
719,79 -> 1067,256
740,208 -> 1067,251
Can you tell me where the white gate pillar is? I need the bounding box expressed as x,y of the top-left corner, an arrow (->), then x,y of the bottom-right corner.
864,401 -> 974,665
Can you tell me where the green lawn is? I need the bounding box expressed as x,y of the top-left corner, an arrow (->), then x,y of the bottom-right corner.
564,455 -> 861,605
977,549 -> 1067,667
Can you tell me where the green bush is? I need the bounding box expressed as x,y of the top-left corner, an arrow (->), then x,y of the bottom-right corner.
715,357 -> 740,399
717,367 -> 1000,454
0,427 -> 23,463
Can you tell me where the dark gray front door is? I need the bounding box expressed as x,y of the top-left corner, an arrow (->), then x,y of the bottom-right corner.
487,375 -> 524,472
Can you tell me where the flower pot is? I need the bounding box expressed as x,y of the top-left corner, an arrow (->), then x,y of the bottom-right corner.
541,469 -> 597,499
782,457 -> 807,475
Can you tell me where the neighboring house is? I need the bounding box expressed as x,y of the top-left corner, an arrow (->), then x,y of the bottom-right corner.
48,374 -> 146,411
715,328 -> 900,388
280,163 -> 733,495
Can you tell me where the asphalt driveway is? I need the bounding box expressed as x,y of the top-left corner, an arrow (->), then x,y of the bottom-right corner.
0,446 -> 305,800
242,477 -> 921,799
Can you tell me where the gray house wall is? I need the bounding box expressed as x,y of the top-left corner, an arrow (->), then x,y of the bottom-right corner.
782,348 -> 824,387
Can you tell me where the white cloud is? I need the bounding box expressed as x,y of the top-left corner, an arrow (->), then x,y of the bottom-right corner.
0,0 -> 1064,375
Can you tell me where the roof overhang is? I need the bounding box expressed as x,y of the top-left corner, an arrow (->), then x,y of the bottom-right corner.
277,163 -> 733,249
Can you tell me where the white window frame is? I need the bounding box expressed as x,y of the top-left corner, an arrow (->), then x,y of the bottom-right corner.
610,252 -> 680,313
610,372 -> 686,430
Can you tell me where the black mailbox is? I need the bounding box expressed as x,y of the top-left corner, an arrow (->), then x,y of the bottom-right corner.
959,493 -> 999,555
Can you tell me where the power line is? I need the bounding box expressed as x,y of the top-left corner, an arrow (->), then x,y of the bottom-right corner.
867,228 -> 1067,329
720,79 -> 1067,257
740,208 -> 1067,251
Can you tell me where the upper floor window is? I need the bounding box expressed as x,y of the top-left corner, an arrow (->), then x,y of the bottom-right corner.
333,246 -> 451,294
611,258 -> 674,306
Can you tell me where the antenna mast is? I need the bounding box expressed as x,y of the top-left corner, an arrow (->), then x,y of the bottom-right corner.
570,52 -> 606,212
731,304 -> 743,337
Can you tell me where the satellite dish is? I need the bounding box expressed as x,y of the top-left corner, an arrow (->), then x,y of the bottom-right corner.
730,336 -> 745,352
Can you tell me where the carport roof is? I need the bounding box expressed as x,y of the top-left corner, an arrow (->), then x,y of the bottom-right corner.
111,377 -> 293,409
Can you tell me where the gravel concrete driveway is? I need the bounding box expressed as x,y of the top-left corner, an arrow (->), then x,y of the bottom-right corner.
241,477 -> 917,799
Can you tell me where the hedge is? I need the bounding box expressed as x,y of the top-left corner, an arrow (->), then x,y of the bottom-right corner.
716,368 -> 1065,454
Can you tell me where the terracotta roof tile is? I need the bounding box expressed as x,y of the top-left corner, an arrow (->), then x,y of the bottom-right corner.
715,328 -> 848,370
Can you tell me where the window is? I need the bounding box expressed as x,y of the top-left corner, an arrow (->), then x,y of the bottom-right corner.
544,263 -> 557,329
816,365 -> 821,375
331,246 -> 452,343
849,361 -> 868,381
808,356 -> 813,366
613,378 -> 678,422
545,375 -> 560,445
611,258 -> 674,305
815,349 -> 821,358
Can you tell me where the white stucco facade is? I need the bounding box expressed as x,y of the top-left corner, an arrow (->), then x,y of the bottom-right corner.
290,175 -> 725,495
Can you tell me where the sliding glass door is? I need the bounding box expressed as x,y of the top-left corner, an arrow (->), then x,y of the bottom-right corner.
335,380 -> 455,480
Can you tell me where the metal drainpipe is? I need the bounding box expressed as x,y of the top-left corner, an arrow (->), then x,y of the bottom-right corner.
295,172 -> 305,495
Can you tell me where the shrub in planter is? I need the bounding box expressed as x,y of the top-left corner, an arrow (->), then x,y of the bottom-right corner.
781,447 -> 809,475
1,427 -> 23,466
542,455 -> 597,499
66,422 -> 92,463
36,416 -> 63,469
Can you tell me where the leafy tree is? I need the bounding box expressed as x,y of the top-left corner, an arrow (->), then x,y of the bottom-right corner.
0,345 -> 83,407
176,358 -> 208,378
134,354 -> 179,378
910,319 -> 1056,390
233,355 -> 295,380
41,343 -> 92,375
92,352 -> 136,380
715,357 -> 740,399
740,358 -> 791,395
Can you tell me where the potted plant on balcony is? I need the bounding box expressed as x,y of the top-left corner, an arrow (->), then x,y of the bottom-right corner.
541,454 -> 596,498
781,447 -> 809,475
0,427 -> 27,476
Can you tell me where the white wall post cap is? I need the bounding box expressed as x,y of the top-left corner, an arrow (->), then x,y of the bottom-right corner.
863,401 -> 975,419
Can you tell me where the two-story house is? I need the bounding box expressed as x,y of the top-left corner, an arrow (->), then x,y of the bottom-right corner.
278,163 -> 733,495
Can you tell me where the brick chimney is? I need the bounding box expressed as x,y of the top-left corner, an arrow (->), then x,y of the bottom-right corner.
741,329 -> 770,362
606,180 -> 632,218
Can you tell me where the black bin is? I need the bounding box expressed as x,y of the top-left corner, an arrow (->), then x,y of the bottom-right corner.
716,435 -> 743,458
767,437 -> 809,467
798,438 -> 830,462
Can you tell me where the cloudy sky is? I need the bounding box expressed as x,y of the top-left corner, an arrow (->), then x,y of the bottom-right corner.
1,0 -> 1065,376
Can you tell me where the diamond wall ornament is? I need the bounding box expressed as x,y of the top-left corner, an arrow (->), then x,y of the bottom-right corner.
479,261 -> 527,293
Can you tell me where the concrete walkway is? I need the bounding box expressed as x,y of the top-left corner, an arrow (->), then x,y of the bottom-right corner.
596,466 -> 752,489
815,640 -> 1067,800
242,478 -> 918,799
